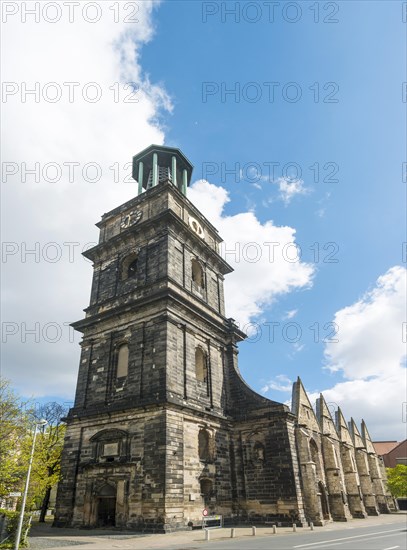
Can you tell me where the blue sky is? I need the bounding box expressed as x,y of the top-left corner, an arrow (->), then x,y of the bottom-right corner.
143,1 -> 406,423
2,1 -> 406,439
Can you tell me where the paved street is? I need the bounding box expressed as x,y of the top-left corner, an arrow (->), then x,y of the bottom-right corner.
192,521 -> 407,550
28,513 -> 407,550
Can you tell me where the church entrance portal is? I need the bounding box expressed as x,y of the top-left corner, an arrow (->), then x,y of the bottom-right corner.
96,484 -> 116,527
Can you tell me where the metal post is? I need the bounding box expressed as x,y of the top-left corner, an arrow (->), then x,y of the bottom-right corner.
252,526 -> 256,536
205,529 -> 210,541
137,161 -> 143,195
182,169 -> 187,195
310,522 -> 314,530
230,528 -> 235,538
14,420 -> 47,550
293,523 -> 297,532
272,524 -> 277,534
171,155 -> 177,188
152,153 -> 158,187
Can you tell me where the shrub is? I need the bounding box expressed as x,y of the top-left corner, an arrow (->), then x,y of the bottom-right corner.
0,509 -> 31,549
386,465 -> 407,498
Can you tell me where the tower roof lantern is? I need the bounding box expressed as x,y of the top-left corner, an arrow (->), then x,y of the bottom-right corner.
132,144 -> 194,196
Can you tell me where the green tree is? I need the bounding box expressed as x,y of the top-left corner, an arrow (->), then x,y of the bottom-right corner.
29,402 -> 68,521
0,381 -> 68,522
0,379 -> 31,500
386,464 -> 407,498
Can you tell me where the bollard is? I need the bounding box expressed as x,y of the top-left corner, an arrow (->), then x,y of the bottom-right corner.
205,528 -> 210,541
252,526 -> 256,536
230,528 -> 236,538
310,522 -> 314,531
293,523 -> 297,532
272,524 -> 277,534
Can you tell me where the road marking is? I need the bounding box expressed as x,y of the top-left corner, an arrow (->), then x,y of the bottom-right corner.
292,529 -> 403,548
310,533 -> 401,548
382,547 -> 400,550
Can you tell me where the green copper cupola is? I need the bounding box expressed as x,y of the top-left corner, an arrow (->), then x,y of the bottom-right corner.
132,144 -> 193,196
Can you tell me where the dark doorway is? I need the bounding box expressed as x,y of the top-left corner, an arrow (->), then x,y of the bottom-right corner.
96,484 -> 116,527
318,482 -> 330,520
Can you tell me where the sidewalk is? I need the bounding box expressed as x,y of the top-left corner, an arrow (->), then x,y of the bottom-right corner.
28,512 -> 407,550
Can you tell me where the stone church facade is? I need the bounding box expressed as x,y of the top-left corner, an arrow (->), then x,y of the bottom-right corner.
54,145 -> 396,532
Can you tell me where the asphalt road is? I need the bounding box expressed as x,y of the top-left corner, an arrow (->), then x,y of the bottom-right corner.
28,514 -> 407,550
179,522 -> 407,550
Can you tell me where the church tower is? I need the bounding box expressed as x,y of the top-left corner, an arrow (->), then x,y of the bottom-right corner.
54,145 -> 306,532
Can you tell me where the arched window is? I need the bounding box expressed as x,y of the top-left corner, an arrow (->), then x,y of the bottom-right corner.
127,257 -> 138,278
191,259 -> 204,289
195,347 -> 208,383
198,429 -> 213,461
116,344 -> 129,378
253,442 -> 265,462
310,438 -> 323,479
121,253 -> 139,281
310,439 -> 319,464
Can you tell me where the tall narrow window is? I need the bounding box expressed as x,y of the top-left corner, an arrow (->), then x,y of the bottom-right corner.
310,438 -> 323,479
116,344 -> 129,378
198,429 -> 213,461
195,347 -> 208,383
333,447 -> 339,468
191,259 -> 204,289
310,439 -> 319,464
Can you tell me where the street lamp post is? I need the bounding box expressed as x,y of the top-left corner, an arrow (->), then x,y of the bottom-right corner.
14,419 -> 48,550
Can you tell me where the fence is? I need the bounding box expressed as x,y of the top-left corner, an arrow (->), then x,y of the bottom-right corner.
202,515 -> 223,529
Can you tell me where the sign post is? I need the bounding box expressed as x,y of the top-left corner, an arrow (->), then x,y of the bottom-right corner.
202,514 -> 223,529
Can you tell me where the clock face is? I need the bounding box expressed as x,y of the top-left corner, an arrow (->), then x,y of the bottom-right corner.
189,216 -> 204,238
121,210 -> 143,230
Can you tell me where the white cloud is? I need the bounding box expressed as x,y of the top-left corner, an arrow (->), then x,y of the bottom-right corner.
288,342 -> 304,358
308,266 -> 407,440
284,309 -> 298,320
239,164 -> 310,205
1,2 -> 171,398
315,192 -> 331,218
274,176 -> 310,205
188,180 -> 315,327
261,374 -> 293,393
307,375 -> 405,441
324,265 -> 406,379
2,10 -> 314,399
